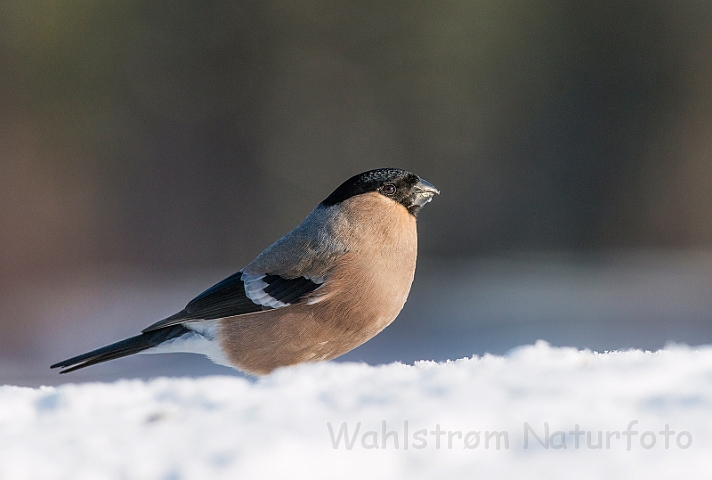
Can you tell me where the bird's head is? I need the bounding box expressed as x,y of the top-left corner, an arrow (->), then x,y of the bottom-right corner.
321,168 -> 439,216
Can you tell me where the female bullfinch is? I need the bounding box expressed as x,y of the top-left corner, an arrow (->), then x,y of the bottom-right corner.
52,168 -> 439,375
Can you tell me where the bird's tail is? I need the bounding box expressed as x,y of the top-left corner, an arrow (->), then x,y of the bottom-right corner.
50,324 -> 191,374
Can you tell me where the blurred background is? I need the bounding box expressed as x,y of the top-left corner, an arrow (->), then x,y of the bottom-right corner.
1,1 -> 712,385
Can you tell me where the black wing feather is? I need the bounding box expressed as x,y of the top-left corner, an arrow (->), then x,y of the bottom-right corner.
143,272 -> 322,332
262,275 -> 321,303
182,271 -> 264,320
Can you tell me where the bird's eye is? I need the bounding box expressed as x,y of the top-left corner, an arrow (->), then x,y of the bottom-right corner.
382,184 -> 396,196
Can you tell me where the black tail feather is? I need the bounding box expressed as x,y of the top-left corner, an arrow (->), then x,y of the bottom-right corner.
51,325 -> 191,374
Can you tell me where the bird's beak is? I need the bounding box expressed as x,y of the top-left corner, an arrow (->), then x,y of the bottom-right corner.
412,178 -> 440,207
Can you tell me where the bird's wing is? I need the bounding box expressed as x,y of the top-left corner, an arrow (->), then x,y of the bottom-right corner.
142,271 -> 323,332
145,204 -> 348,333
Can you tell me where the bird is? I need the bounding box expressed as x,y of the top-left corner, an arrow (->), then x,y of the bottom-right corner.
51,168 -> 439,376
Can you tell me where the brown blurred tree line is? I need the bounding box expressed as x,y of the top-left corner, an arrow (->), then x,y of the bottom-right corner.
1,0 -> 711,284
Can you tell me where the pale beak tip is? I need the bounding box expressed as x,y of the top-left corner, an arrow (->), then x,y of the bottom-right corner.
416,178 -> 439,195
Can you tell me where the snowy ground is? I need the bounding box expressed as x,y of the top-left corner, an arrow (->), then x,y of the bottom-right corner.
1,342 -> 709,479
2,253 -> 711,478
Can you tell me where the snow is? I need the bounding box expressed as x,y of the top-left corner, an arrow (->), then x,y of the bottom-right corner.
1,341 -> 709,479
